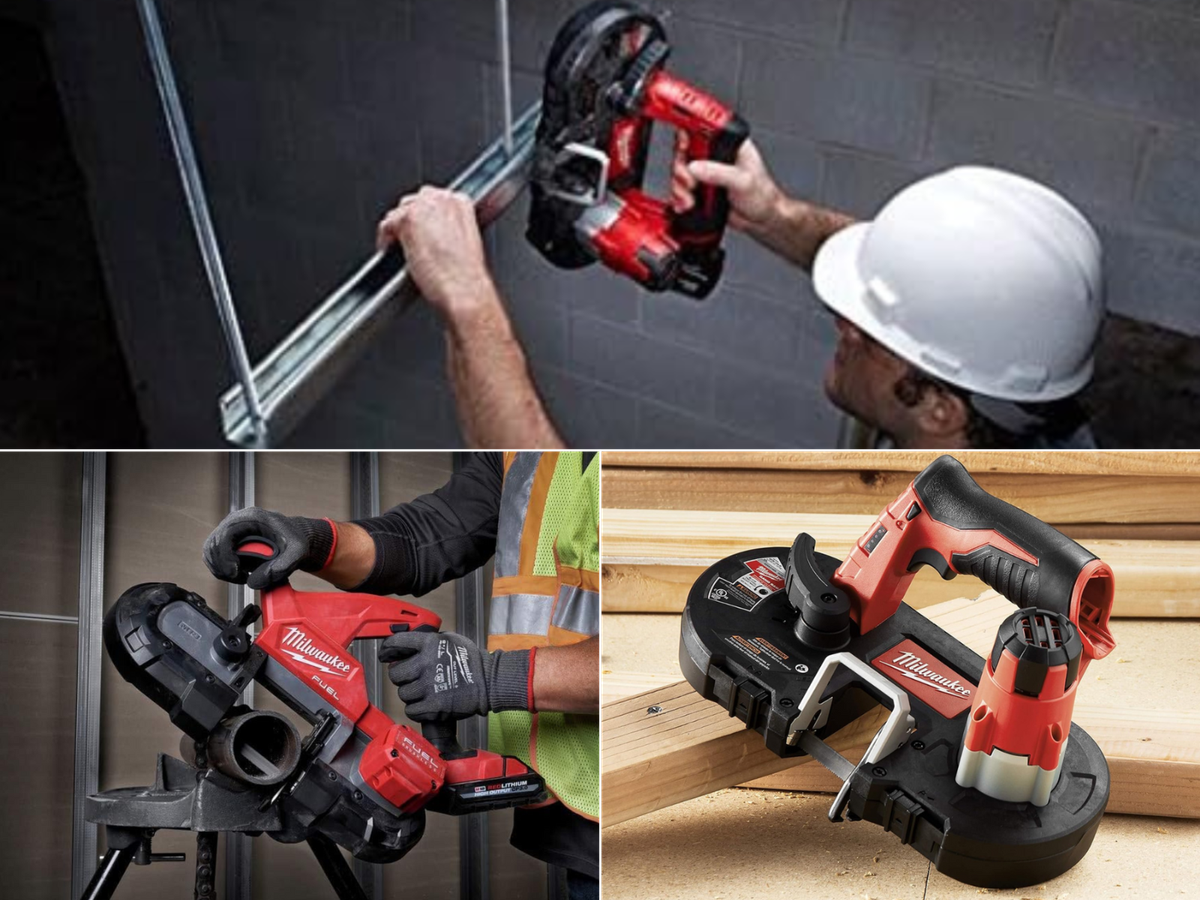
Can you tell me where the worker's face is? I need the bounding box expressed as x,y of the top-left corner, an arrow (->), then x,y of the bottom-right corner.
822,318 -> 971,448
822,318 -> 911,429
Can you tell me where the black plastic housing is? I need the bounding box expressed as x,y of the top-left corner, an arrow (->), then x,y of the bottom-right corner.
679,546 -> 1110,889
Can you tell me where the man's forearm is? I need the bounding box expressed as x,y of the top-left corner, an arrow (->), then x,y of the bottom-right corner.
746,195 -> 857,273
445,282 -> 564,449
530,637 -> 598,714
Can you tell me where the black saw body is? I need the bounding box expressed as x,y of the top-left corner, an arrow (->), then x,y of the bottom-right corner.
680,545 -> 1110,889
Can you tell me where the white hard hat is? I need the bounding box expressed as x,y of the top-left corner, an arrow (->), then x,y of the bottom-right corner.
812,166 -> 1104,402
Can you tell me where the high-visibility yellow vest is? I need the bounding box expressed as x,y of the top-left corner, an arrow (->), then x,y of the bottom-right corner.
487,451 -> 600,821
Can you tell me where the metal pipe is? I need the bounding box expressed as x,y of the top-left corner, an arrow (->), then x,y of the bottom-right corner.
497,0 -> 514,156
71,453 -> 106,900
199,710 -> 302,785
135,0 -> 266,441
218,103 -> 542,448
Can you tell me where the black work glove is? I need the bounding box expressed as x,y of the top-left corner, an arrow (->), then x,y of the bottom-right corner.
379,631 -> 532,721
203,507 -> 335,591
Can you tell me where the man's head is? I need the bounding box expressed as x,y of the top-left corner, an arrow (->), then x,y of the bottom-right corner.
823,317 -> 1086,448
812,167 -> 1103,447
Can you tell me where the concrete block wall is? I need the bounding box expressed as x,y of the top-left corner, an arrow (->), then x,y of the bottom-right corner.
484,0 -> 1200,448
39,0 -> 1200,447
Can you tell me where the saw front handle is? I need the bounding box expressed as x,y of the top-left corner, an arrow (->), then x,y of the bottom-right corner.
832,455 -> 1115,665
646,71 -> 749,241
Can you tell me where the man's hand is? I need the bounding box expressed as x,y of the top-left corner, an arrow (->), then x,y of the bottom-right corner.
376,186 -> 497,323
672,133 -> 857,272
379,631 -> 532,721
671,134 -> 785,233
203,508 -> 335,591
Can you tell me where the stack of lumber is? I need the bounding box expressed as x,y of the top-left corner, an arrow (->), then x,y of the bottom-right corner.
600,451 -> 1200,828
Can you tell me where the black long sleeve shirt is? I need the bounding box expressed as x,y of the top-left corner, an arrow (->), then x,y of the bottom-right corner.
351,453 -> 504,596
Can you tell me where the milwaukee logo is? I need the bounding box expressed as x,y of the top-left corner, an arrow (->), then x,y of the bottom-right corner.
870,638 -> 976,718
883,651 -> 972,697
281,627 -> 352,675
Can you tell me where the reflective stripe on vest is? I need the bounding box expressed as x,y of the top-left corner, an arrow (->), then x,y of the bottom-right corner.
551,584 -> 599,636
488,593 -> 553,638
495,452 -> 541,579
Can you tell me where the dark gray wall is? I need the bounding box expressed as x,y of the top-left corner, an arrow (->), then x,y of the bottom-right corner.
38,0 -> 1200,447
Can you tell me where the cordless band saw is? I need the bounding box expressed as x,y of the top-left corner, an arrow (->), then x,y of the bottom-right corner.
680,455 -> 1117,888
82,540 -> 544,900
528,0 -> 750,297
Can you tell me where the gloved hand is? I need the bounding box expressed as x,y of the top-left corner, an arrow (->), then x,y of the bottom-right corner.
203,507 -> 336,591
379,631 -> 533,721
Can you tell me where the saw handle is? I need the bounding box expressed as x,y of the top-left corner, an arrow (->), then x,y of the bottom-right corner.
233,538 -> 277,581
644,69 -> 749,243
671,107 -> 749,245
834,456 -> 1115,664
644,69 -> 749,296
395,623 -> 475,759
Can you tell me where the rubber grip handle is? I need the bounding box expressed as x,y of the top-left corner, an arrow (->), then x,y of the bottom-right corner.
233,537 -> 276,582
912,456 -> 1096,618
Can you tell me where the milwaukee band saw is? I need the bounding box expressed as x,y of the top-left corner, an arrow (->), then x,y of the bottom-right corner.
528,0 -> 750,297
680,455 -> 1116,888
84,540 -> 543,899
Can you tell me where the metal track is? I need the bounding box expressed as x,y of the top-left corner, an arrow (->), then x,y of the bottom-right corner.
71,453 -> 107,900
225,452 -> 255,900
219,104 -> 541,447
136,0 -> 266,438
350,452 -> 383,900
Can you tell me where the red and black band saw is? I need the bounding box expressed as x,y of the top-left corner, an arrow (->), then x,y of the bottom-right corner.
527,0 -> 750,298
680,455 -> 1117,888
85,541 -> 544,899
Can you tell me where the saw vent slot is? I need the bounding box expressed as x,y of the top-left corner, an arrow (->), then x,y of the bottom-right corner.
1017,612 -> 1065,650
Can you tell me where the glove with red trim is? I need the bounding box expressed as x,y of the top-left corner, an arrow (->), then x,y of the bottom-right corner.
379,631 -> 533,721
203,507 -> 336,591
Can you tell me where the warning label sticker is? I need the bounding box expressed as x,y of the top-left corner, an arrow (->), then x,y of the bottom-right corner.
707,556 -> 785,611
723,633 -> 792,672
737,557 -> 785,598
707,576 -> 758,609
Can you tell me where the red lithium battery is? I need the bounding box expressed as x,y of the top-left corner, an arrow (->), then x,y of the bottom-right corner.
956,608 -> 1083,807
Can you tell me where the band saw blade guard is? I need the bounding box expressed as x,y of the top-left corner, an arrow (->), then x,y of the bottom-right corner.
528,0 -> 750,298
679,455 -> 1116,888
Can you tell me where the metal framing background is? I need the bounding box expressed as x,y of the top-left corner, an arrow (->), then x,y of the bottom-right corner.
225,452 -> 256,900
351,452 -> 384,900
455,449 -> 492,900
70,452 -> 107,899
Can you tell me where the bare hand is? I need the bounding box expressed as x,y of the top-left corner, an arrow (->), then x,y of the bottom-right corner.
670,134 -> 785,234
376,186 -> 496,320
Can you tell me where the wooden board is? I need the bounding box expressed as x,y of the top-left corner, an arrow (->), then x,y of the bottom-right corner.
601,451 -> 1200,477
600,509 -> 1200,617
601,467 -> 1200,524
742,706 -> 1200,819
601,678 -> 889,827
600,594 -> 1200,825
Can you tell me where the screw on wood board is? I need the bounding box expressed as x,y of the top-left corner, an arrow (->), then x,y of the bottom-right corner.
647,705 -> 664,716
